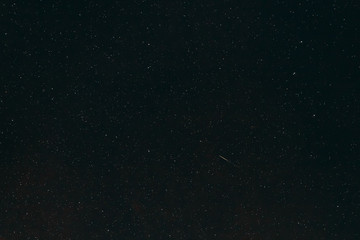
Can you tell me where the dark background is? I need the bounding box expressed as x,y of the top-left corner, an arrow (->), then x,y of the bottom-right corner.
0,1 -> 359,239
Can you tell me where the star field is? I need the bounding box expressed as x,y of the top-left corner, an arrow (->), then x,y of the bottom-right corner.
0,1 -> 359,239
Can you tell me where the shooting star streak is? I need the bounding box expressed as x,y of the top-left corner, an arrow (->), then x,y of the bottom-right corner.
219,155 -> 230,162
218,155 -> 241,169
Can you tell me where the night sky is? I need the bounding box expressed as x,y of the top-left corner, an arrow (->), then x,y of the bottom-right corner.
1,1 -> 359,239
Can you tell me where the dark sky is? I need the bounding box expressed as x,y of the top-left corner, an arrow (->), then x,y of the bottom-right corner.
0,1 -> 359,239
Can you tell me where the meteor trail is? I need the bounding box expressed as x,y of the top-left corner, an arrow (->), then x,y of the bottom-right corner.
218,155 -> 241,169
